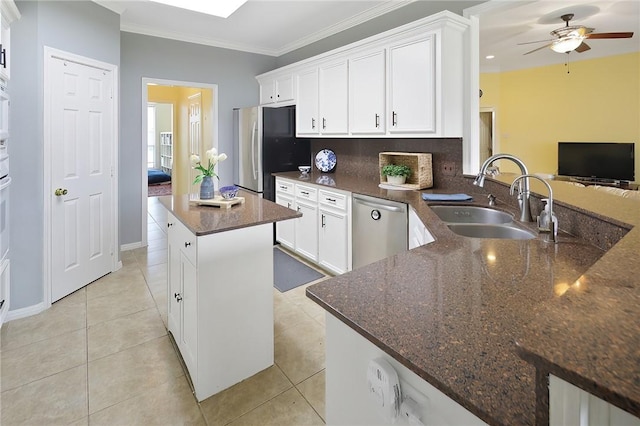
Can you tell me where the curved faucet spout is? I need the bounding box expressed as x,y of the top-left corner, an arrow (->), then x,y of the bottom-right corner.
474,154 -> 533,222
511,174 -> 557,241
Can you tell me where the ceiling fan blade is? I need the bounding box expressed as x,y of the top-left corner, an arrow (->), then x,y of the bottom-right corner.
517,39 -> 555,46
575,42 -> 591,53
524,43 -> 553,55
587,32 -> 634,39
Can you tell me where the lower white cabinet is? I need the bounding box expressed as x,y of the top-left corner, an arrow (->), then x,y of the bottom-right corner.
318,189 -> 351,275
276,177 -> 351,274
166,211 -> 274,401
409,206 -> 435,249
550,375 -> 640,426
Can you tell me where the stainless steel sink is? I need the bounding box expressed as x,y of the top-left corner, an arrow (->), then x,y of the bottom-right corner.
430,205 -> 513,224
447,224 -> 536,240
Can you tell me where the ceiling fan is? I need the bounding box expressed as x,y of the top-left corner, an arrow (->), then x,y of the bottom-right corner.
520,13 -> 634,55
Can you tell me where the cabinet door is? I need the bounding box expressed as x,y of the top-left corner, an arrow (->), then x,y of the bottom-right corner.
319,207 -> 349,275
167,217 -> 182,334
388,35 -> 436,134
295,199 -> 318,262
259,79 -> 276,105
276,75 -> 294,103
349,50 -> 385,135
319,60 -> 348,135
180,253 -> 198,378
275,193 -> 295,250
0,17 -> 10,82
296,68 -> 319,135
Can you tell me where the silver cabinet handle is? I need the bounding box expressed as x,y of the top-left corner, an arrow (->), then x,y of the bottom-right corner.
392,111 -> 397,126
184,242 -> 191,248
322,118 -> 326,129
321,214 -> 326,228
174,293 -> 182,302
311,118 -> 316,129
375,114 -> 380,128
167,222 -> 173,228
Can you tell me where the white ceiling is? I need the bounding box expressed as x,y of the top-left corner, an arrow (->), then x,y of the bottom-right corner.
94,0 -> 640,71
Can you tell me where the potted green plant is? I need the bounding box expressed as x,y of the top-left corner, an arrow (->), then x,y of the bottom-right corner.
382,164 -> 411,185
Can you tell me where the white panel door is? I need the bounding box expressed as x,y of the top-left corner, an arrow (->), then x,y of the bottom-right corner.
51,58 -> 113,302
296,68 -> 319,135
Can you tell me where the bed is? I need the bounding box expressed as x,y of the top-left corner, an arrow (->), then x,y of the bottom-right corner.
148,168 -> 171,185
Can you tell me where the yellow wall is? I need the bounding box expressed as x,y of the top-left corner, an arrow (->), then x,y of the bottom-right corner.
480,52 -> 640,180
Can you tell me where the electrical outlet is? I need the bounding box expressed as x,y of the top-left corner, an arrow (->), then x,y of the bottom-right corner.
441,162 -> 456,176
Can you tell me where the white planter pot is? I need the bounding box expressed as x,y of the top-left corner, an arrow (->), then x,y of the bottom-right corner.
386,175 -> 406,185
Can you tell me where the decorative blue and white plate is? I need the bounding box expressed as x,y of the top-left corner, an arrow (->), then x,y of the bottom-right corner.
315,149 -> 337,173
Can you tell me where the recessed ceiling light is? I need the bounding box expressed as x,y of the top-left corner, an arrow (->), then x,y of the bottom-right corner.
485,55 -> 495,59
149,0 -> 248,18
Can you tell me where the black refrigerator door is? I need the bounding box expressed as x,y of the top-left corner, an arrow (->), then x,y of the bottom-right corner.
262,106 -> 310,202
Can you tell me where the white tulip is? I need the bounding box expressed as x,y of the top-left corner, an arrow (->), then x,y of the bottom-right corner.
190,154 -> 200,167
210,154 -> 219,164
206,148 -> 217,160
218,153 -> 227,162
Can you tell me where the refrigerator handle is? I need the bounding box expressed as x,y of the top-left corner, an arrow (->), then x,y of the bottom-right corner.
251,120 -> 258,180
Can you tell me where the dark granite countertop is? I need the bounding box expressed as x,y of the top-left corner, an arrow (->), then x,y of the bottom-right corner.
274,171 -> 640,425
158,190 -> 301,236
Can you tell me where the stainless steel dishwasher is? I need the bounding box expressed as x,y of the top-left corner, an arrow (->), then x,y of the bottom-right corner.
352,194 -> 408,269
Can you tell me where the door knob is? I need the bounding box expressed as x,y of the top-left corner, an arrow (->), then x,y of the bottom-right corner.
54,188 -> 68,196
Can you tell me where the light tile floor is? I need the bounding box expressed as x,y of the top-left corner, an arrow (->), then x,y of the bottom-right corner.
1,196 -> 329,425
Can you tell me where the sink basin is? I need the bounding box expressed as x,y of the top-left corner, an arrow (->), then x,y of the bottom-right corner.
430,205 -> 513,224
447,224 -> 536,240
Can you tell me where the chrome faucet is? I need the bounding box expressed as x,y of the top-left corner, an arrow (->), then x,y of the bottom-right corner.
511,174 -> 558,242
474,154 -> 533,222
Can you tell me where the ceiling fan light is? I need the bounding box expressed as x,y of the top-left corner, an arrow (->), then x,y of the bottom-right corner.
550,36 -> 585,53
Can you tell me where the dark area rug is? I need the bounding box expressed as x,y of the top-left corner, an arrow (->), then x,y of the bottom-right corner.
148,182 -> 172,197
273,248 -> 325,292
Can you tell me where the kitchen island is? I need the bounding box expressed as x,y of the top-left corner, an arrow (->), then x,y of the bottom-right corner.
285,170 -> 640,425
159,190 -> 300,401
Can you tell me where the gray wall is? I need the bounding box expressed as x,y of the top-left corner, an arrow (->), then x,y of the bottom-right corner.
10,1 -> 120,310
276,1 -> 483,67
120,32 -> 276,245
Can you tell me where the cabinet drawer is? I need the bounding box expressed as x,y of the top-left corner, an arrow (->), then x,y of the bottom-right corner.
275,178 -> 294,194
296,184 -> 317,202
168,215 -> 197,265
319,189 -> 347,211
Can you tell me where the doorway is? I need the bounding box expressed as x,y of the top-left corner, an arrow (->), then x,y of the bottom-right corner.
479,109 -> 495,164
141,79 -> 218,247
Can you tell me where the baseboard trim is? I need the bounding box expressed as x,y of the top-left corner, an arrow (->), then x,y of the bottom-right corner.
121,241 -> 143,251
6,301 -> 47,322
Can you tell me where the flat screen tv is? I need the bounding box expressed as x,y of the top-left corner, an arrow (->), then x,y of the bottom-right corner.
557,142 -> 635,182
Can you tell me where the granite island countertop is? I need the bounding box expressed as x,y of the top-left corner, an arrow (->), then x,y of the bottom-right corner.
158,190 -> 301,236
274,171 -> 640,425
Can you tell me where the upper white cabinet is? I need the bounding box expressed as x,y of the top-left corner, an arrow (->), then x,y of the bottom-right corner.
318,60 -> 348,135
258,73 -> 295,106
388,35 -> 435,134
349,49 -> 386,135
296,60 -> 349,136
0,0 -> 20,82
296,68 -> 319,135
257,11 -> 470,139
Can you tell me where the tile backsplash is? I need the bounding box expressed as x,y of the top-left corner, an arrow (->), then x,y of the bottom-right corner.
309,138 -> 463,188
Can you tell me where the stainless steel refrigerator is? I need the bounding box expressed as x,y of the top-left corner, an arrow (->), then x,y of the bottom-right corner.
234,105 -> 310,202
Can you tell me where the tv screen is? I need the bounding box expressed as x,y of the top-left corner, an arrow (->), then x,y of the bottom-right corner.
557,142 -> 635,182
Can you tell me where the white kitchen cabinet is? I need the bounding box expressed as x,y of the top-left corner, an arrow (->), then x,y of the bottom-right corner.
409,206 -> 435,249
276,177 -> 352,274
319,60 -> 348,135
349,49 -> 386,135
294,184 -> 319,262
259,73 -> 294,106
0,1 -> 19,83
275,192 -> 295,251
318,189 -> 351,275
549,375 -> 640,426
166,211 -> 274,401
296,68 -> 319,135
388,35 -> 436,134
